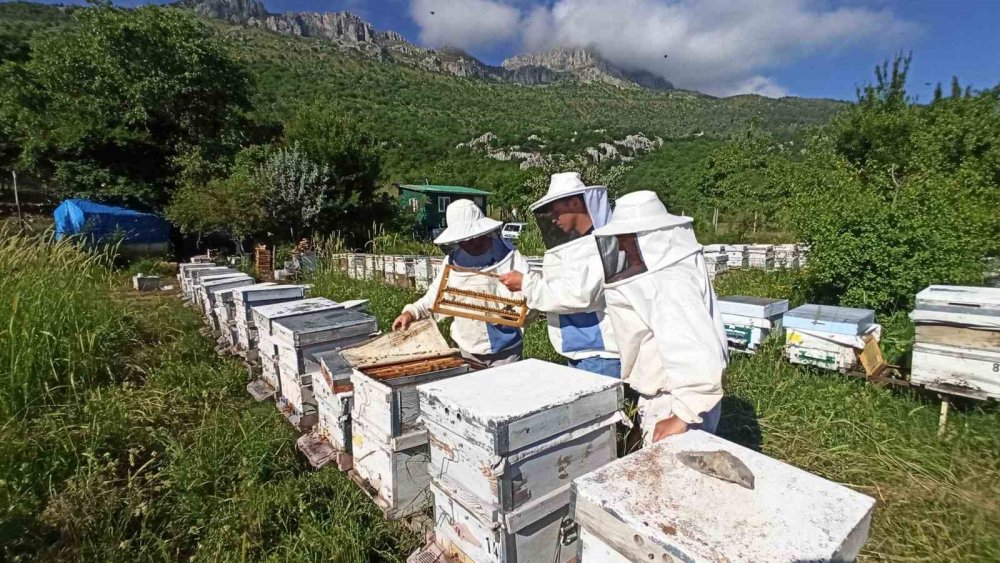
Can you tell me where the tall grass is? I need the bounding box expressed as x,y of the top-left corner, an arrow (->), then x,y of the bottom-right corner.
0,228 -> 133,420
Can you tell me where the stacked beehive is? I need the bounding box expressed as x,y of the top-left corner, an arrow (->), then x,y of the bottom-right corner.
719,296 -> 789,353
784,304 -> 877,372
297,351 -> 357,469
187,268 -> 240,303
213,283 -> 276,347
178,264 -> 226,298
797,243 -> 811,266
774,243 -> 799,269
231,284 -> 308,354
704,252 -> 728,279
747,244 -> 775,270
346,321 -> 469,519
725,244 -> 748,269
271,306 -> 378,430
251,298 -> 342,393
198,274 -> 254,329
909,285 -> 1000,401
571,430 -> 876,562
415,359 -> 624,562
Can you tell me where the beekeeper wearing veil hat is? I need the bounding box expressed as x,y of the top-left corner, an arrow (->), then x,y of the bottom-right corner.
593,190 -> 728,445
393,199 -> 529,368
499,172 -> 621,378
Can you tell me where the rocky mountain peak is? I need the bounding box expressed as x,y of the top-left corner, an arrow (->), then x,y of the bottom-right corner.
503,47 -> 673,91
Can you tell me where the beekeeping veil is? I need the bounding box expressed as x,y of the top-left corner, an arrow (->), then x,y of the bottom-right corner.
593,190 -> 727,424
530,172 -> 612,250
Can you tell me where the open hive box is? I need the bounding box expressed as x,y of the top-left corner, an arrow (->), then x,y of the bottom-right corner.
415,359 -> 624,563
266,303 -> 376,430
571,431 -> 875,562
719,295 -> 789,354
347,319 -> 470,519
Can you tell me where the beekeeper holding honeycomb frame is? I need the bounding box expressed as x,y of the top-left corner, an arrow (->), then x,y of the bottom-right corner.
393,199 -> 529,368
594,190 -> 728,445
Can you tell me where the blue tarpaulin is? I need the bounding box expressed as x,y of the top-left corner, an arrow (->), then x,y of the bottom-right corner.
53,199 -> 170,246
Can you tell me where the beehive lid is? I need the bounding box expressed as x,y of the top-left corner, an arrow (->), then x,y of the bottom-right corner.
274,307 -> 374,336
201,275 -> 253,289
572,431 -> 876,562
251,297 -> 338,320
418,359 -> 622,453
915,285 -> 1000,314
783,304 -> 874,335
719,295 -> 789,319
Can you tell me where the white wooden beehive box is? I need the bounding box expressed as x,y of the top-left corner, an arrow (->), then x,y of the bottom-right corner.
270,307 -> 378,428
724,244 -> 748,268
187,267 -> 240,300
418,359 -> 623,563
199,275 -> 254,325
233,289 -> 314,352
719,296 -> 789,353
784,304 -> 875,372
178,263 -> 219,296
909,285 -> 1000,400
571,430 -> 876,563
251,297 -> 338,386
350,362 -> 470,520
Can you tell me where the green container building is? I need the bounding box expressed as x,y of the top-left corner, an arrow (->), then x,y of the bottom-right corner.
396,184 -> 491,239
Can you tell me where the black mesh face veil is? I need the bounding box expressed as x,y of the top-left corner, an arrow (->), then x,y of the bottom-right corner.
597,233 -> 648,283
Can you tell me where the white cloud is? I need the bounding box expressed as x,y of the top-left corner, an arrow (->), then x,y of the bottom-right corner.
717,75 -> 790,98
410,0 -> 522,51
410,0 -> 917,97
521,0 -> 918,97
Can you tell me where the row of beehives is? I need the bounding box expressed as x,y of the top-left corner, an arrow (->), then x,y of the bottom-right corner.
323,242 -> 808,291
718,286 -> 1000,403
174,257 -> 879,563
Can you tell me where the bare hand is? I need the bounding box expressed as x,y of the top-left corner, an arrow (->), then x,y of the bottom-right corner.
652,416 -> 689,443
498,271 -> 524,292
392,312 -> 415,331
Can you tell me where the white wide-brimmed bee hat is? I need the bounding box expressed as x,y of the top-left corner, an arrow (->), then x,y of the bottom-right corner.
433,199 -> 503,245
593,190 -> 690,236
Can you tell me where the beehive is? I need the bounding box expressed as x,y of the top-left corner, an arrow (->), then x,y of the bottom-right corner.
271,307 -> 378,428
230,284 -> 308,353
180,265 -> 229,298
417,359 -> 623,563
703,253 -> 728,280
719,296 -> 789,353
724,244 -> 748,269
346,322 -> 469,519
177,262 -> 218,296
747,243 -> 775,270
296,351 -> 356,469
910,285 -> 1000,401
571,430 -> 875,563
198,275 -> 254,327
784,304 -> 876,372
774,243 -> 799,268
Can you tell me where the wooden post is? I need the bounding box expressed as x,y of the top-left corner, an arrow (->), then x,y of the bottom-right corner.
713,207 -> 719,231
938,396 -> 950,436
12,171 -> 23,231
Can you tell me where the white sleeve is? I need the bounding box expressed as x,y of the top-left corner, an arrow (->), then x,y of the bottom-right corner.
522,248 -> 605,315
403,257 -> 449,320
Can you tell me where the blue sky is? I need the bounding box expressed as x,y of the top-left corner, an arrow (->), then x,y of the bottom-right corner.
15,0 -> 1000,101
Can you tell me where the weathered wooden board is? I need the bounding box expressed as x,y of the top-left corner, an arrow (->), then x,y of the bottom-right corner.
911,342 -> 1000,400
572,430 -> 876,563
914,324 -> 1000,349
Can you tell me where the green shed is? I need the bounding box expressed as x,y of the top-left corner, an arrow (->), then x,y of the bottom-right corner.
396,184 -> 491,239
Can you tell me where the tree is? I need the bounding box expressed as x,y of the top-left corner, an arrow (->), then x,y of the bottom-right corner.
254,143 -> 331,240
782,56 -> 1000,311
3,5 -> 253,210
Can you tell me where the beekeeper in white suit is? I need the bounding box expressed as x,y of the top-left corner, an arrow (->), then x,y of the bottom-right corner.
393,199 -> 529,368
499,172 -> 620,378
593,190 -> 728,445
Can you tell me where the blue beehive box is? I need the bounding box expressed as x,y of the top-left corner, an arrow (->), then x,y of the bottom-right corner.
783,304 -> 875,336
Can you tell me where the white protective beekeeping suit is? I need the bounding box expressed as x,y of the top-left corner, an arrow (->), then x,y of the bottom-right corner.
521,172 -> 619,362
593,190 -> 728,443
402,199 -> 529,361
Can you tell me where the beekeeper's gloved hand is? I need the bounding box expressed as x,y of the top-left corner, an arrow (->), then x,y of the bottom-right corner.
392,311 -> 415,331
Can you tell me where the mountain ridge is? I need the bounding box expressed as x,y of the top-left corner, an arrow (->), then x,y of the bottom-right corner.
178,0 -> 676,92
